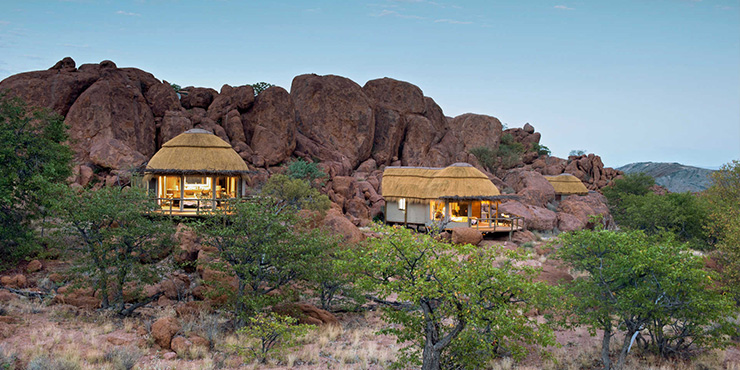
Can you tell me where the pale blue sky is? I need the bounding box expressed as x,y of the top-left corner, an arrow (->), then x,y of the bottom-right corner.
1,0 -> 738,169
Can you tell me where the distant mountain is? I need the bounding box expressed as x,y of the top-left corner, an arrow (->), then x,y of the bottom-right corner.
617,162 -> 714,193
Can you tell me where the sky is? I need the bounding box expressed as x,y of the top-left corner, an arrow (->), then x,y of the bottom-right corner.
0,0 -> 738,169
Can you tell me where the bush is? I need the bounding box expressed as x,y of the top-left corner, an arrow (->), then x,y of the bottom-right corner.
104,347 -> 141,370
26,356 -> 80,370
286,158 -> 326,186
470,133 -> 526,174
235,313 -> 312,363
531,143 -> 551,156
261,174 -> 330,212
603,173 -> 710,249
469,146 -> 497,172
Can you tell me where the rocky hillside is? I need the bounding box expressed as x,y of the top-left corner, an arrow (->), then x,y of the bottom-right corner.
617,162 -> 714,193
0,57 -> 623,233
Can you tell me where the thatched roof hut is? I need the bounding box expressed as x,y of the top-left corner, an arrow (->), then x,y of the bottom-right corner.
544,174 -> 589,195
382,163 -> 500,202
145,129 -> 250,175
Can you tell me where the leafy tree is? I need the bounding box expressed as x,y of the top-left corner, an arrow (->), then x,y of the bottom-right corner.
250,82 -> 275,96
52,186 -> 175,315
557,229 -> 736,370
197,198 -> 326,321
703,160 -> 740,303
569,149 -> 587,156
602,172 -> 655,202
305,232 -> 364,311
260,174 -> 329,212
170,83 -> 181,93
235,312 -> 312,364
286,158 -> 327,187
347,225 -> 556,370
0,94 -> 72,268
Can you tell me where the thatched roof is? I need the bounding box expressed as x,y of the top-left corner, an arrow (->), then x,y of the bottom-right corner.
381,163 -> 501,202
544,174 -> 589,195
145,129 -> 251,175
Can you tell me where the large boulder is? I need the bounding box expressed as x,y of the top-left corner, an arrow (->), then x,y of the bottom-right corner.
370,106 -> 406,165
160,110 -> 193,145
449,113 -> 503,152
89,136 -> 147,170
152,317 -> 180,350
557,192 -> 612,229
401,114 -> 438,166
0,57 -> 100,116
180,87 -> 217,109
242,86 -> 296,166
291,74 -> 375,169
323,209 -> 364,244
503,169 -> 556,207
65,71 -> 156,167
451,228 -> 483,246
499,201 -> 557,231
363,77 -> 425,114
145,82 -> 181,118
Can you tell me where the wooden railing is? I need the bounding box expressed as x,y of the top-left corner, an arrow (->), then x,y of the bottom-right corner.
467,215 -> 524,232
152,197 -> 241,216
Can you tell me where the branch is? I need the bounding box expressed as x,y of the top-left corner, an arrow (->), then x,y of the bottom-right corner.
364,295 -> 416,311
118,291 -> 164,316
0,286 -> 49,299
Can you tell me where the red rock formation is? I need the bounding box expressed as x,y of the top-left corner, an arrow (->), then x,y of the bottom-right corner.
291,74 -> 375,170
242,86 -> 296,166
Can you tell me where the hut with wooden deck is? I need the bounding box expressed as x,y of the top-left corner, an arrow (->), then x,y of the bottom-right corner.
544,173 -> 589,201
144,129 -> 251,215
381,163 -> 523,233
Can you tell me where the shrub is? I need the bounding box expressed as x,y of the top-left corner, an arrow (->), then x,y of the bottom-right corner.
26,356 -> 80,370
261,174 -> 330,212
286,158 -> 327,186
235,313 -> 312,363
104,347 -> 141,370
469,146 -> 497,172
531,143 -> 551,156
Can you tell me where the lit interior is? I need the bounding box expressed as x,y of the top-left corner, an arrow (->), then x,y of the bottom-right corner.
156,175 -> 239,212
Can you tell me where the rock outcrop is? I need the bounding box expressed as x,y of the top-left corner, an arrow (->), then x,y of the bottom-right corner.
0,57 -> 622,231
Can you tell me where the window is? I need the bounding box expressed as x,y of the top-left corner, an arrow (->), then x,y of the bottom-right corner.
449,201 -> 470,222
398,198 -> 406,211
430,201 -> 445,220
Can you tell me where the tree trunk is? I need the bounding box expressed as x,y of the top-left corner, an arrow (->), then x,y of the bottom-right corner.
601,324 -> 612,370
615,330 -> 636,370
422,339 -> 442,370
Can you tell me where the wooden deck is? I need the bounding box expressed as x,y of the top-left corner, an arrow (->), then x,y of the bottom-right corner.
465,216 -> 525,234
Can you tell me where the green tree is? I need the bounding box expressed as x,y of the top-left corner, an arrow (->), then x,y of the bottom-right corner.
305,233 -> 364,311
704,160 -> 740,303
569,149 -> 587,156
250,82 -> 275,96
52,186 -> 175,315
0,94 -> 72,268
557,229 -> 736,370
260,174 -> 329,212
347,225 -> 556,370
197,198 -> 326,321
285,158 -> 327,187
